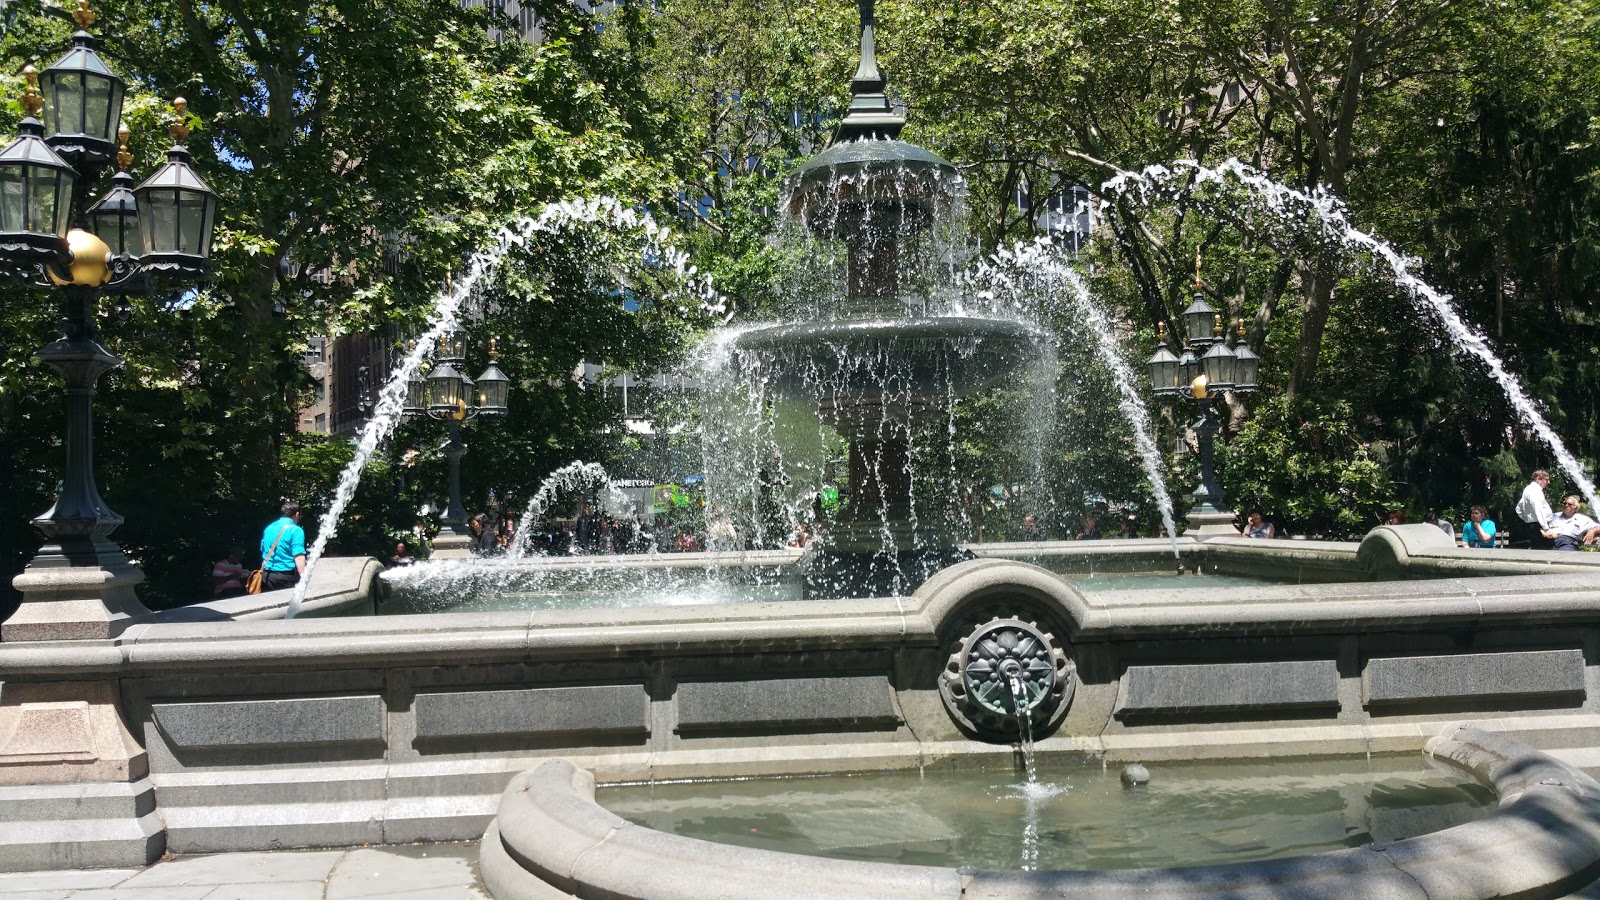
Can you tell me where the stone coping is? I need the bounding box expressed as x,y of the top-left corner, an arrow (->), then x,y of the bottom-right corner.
479,724 -> 1600,900
9,552 -> 1600,674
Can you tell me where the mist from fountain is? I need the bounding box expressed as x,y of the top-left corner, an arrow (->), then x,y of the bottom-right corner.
506,461 -> 636,559
1102,157 -> 1600,514
286,199 -> 723,618
966,238 -> 1181,554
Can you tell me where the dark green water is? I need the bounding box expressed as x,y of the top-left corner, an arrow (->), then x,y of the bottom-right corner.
600,757 -> 1493,871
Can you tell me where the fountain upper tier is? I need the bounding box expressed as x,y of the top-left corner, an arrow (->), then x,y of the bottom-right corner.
730,316 -> 1042,436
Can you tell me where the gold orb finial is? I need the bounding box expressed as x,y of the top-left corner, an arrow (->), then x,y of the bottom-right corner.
1193,247 -> 1202,291
1213,313 -> 1224,336
168,97 -> 191,143
1157,321 -> 1167,344
1236,318 -> 1247,340
116,122 -> 131,170
1191,373 -> 1210,400
72,0 -> 96,29
489,337 -> 499,360
47,229 -> 114,287
19,64 -> 42,117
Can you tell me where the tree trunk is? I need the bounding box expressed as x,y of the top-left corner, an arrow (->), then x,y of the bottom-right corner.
1288,258 -> 1335,401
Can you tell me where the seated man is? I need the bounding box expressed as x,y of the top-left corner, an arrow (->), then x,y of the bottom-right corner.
1545,496 -> 1600,551
1462,505 -> 1496,548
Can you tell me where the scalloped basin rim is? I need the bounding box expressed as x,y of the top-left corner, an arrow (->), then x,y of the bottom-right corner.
789,137 -> 958,181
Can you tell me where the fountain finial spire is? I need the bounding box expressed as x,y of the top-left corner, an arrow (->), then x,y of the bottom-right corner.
834,0 -> 904,143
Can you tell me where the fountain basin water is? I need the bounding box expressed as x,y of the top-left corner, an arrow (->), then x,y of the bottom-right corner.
481,726 -> 1600,899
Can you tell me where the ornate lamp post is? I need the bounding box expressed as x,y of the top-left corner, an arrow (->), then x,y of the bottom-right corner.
3,2 -> 219,641
1147,257 -> 1258,534
403,335 -> 509,538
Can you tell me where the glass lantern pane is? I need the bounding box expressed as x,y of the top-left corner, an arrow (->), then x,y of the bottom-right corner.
0,169 -> 26,233
120,212 -> 142,256
51,72 -> 84,135
198,196 -> 216,258
26,168 -> 58,235
145,191 -> 178,253
406,378 -> 427,410
83,75 -> 112,141
179,193 -> 207,254
54,177 -> 73,237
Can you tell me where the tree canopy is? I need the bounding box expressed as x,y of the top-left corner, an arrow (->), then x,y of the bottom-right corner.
3,0 -> 1599,609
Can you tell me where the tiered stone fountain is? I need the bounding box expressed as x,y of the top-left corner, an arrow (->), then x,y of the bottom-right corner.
714,1 -> 1045,597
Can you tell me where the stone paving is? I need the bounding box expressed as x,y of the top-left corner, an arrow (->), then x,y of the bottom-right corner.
0,843 -> 489,900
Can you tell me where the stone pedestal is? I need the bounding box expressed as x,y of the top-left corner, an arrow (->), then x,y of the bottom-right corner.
431,528 -> 473,560
0,680 -> 163,870
5,543 -> 150,642
1185,509 -> 1240,535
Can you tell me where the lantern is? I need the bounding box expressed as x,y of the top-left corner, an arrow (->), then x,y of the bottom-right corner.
1146,323 -> 1180,396
1177,348 -> 1199,390
474,339 -> 510,413
1233,322 -> 1260,393
427,359 -> 464,415
134,100 -> 218,278
1182,292 -> 1216,345
1200,340 -> 1236,389
0,68 -> 77,262
86,125 -> 139,259
39,2 -> 125,167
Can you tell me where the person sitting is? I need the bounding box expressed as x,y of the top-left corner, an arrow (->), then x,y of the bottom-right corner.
211,548 -> 246,599
1073,514 -> 1101,541
1117,513 -> 1139,539
1242,509 -> 1275,539
388,541 -> 415,567
1544,496 -> 1600,551
1462,505 -> 1496,549
1383,509 -> 1407,526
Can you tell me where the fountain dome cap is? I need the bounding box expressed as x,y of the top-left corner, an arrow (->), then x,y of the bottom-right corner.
781,0 -> 961,241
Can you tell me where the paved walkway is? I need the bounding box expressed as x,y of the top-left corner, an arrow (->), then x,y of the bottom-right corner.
0,843 -> 489,900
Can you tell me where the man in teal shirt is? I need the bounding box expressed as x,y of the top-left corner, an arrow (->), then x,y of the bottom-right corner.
260,500 -> 307,591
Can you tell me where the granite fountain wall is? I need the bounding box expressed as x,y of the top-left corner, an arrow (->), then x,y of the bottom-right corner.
5,526 -> 1600,871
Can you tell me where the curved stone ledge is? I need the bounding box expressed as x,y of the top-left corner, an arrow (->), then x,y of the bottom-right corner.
130,556 -> 383,628
482,725 -> 1600,900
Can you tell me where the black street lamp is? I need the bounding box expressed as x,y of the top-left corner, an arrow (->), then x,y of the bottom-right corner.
1146,260 -> 1258,534
2,1 -> 219,642
404,335 -> 509,535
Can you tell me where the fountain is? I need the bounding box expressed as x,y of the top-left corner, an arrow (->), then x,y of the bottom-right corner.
12,3 -> 1600,895
698,5 -> 1056,598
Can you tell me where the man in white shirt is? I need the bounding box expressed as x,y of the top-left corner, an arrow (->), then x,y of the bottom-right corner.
1516,470 -> 1555,549
1545,496 -> 1600,551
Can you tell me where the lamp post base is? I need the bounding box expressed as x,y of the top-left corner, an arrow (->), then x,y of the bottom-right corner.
1185,508 -> 1240,535
4,538 -> 150,642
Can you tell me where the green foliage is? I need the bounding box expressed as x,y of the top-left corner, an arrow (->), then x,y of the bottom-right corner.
1219,395 -> 1394,537
4,0 -> 1600,609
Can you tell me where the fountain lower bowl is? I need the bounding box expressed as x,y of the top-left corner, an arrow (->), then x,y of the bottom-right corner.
482,726 -> 1600,899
